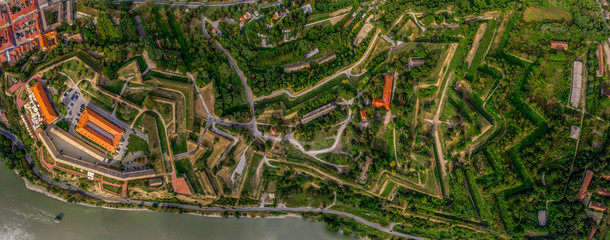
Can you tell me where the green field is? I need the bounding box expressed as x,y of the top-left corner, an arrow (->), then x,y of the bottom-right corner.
523,7 -> 572,22
126,134 -> 149,153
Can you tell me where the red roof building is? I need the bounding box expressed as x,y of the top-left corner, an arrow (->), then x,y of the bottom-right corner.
8,0 -> 37,20
589,202 -> 607,212
597,186 -> 610,197
12,14 -> 40,44
372,74 -> 394,110
76,108 -> 124,152
360,109 -> 367,122
551,41 -> 568,51
578,170 -> 594,200
30,81 -> 57,124
0,27 -> 15,52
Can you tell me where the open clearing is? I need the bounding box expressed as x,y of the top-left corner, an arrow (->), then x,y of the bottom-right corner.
523,7 -> 572,22
354,23 -> 374,46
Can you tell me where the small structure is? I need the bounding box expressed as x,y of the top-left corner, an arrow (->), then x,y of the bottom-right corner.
372,74 -> 394,110
148,177 -> 163,187
408,57 -> 426,69
538,210 -> 547,226
315,54 -> 336,65
551,41 -> 568,51
270,127 -> 276,136
570,125 -> 580,139
589,202 -> 607,212
602,88 -> 610,98
570,61 -> 583,108
359,157 -> 372,181
62,33 -> 83,43
305,47 -> 319,59
597,44 -> 604,77
302,4 -> 313,13
596,186 -> 610,197
301,103 -> 336,124
284,61 -> 310,73
578,170 -> 594,200
360,109 -> 367,122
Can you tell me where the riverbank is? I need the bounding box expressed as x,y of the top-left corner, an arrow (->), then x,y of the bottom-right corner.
22,172 -> 313,221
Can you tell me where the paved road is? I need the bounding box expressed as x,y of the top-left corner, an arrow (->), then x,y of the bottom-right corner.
114,0 -> 254,7
253,30 -> 381,102
0,127 -> 425,239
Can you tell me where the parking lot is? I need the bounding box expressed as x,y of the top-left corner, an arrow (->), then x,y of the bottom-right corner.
121,151 -> 148,172
60,86 -> 88,133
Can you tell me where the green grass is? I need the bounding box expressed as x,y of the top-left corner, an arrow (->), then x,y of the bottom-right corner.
381,181 -> 396,197
138,113 -> 166,172
469,20 -> 497,72
523,7 -> 572,23
102,183 -> 122,195
170,133 -> 188,155
127,134 -> 149,153
242,153 -> 263,198
115,104 -> 139,125
55,121 -> 70,132
254,76 -> 353,113
175,159 -> 204,194
307,13 -> 331,23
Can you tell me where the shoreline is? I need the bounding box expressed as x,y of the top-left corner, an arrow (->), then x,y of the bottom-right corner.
20,173 -> 306,221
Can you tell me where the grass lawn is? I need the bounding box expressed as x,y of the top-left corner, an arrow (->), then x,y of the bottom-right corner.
102,183 -> 122,195
115,104 -> 139,125
127,134 -> 149,153
138,113 -> 166,172
523,7 -> 572,22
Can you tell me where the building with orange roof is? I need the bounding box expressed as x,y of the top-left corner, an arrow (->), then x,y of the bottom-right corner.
7,0 -> 37,21
578,170 -> 594,200
8,41 -> 35,65
551,40 -> 568,51
360,109 -> 367,122
0,27 -> 14,53
30,81 -> 57,124
0,6 -> 9,27
76,108 -> 124,152
372,74 -> 393,110
590,202 -> 607,212
12,14 -> 40,44
62,33 -> 83,43
38,30 -> 57,51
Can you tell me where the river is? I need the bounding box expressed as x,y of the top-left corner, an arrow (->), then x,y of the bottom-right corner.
0,167 -> 352,240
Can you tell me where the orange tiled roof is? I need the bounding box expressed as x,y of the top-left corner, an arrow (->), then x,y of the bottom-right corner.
360,109 -> 367,121
578,170 -> 594,200
0,27 -> 14,52
590,202 -> 607,212
372,74 -> 393,110
76,108 -> 124,152
551,41 -> 568,51
31,81 -> 57,124
38,30 -> 57,51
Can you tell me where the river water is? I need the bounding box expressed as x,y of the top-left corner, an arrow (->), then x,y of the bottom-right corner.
0,167 -> 351,240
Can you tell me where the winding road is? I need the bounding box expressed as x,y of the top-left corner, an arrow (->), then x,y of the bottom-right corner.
0,128 -> 426,240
